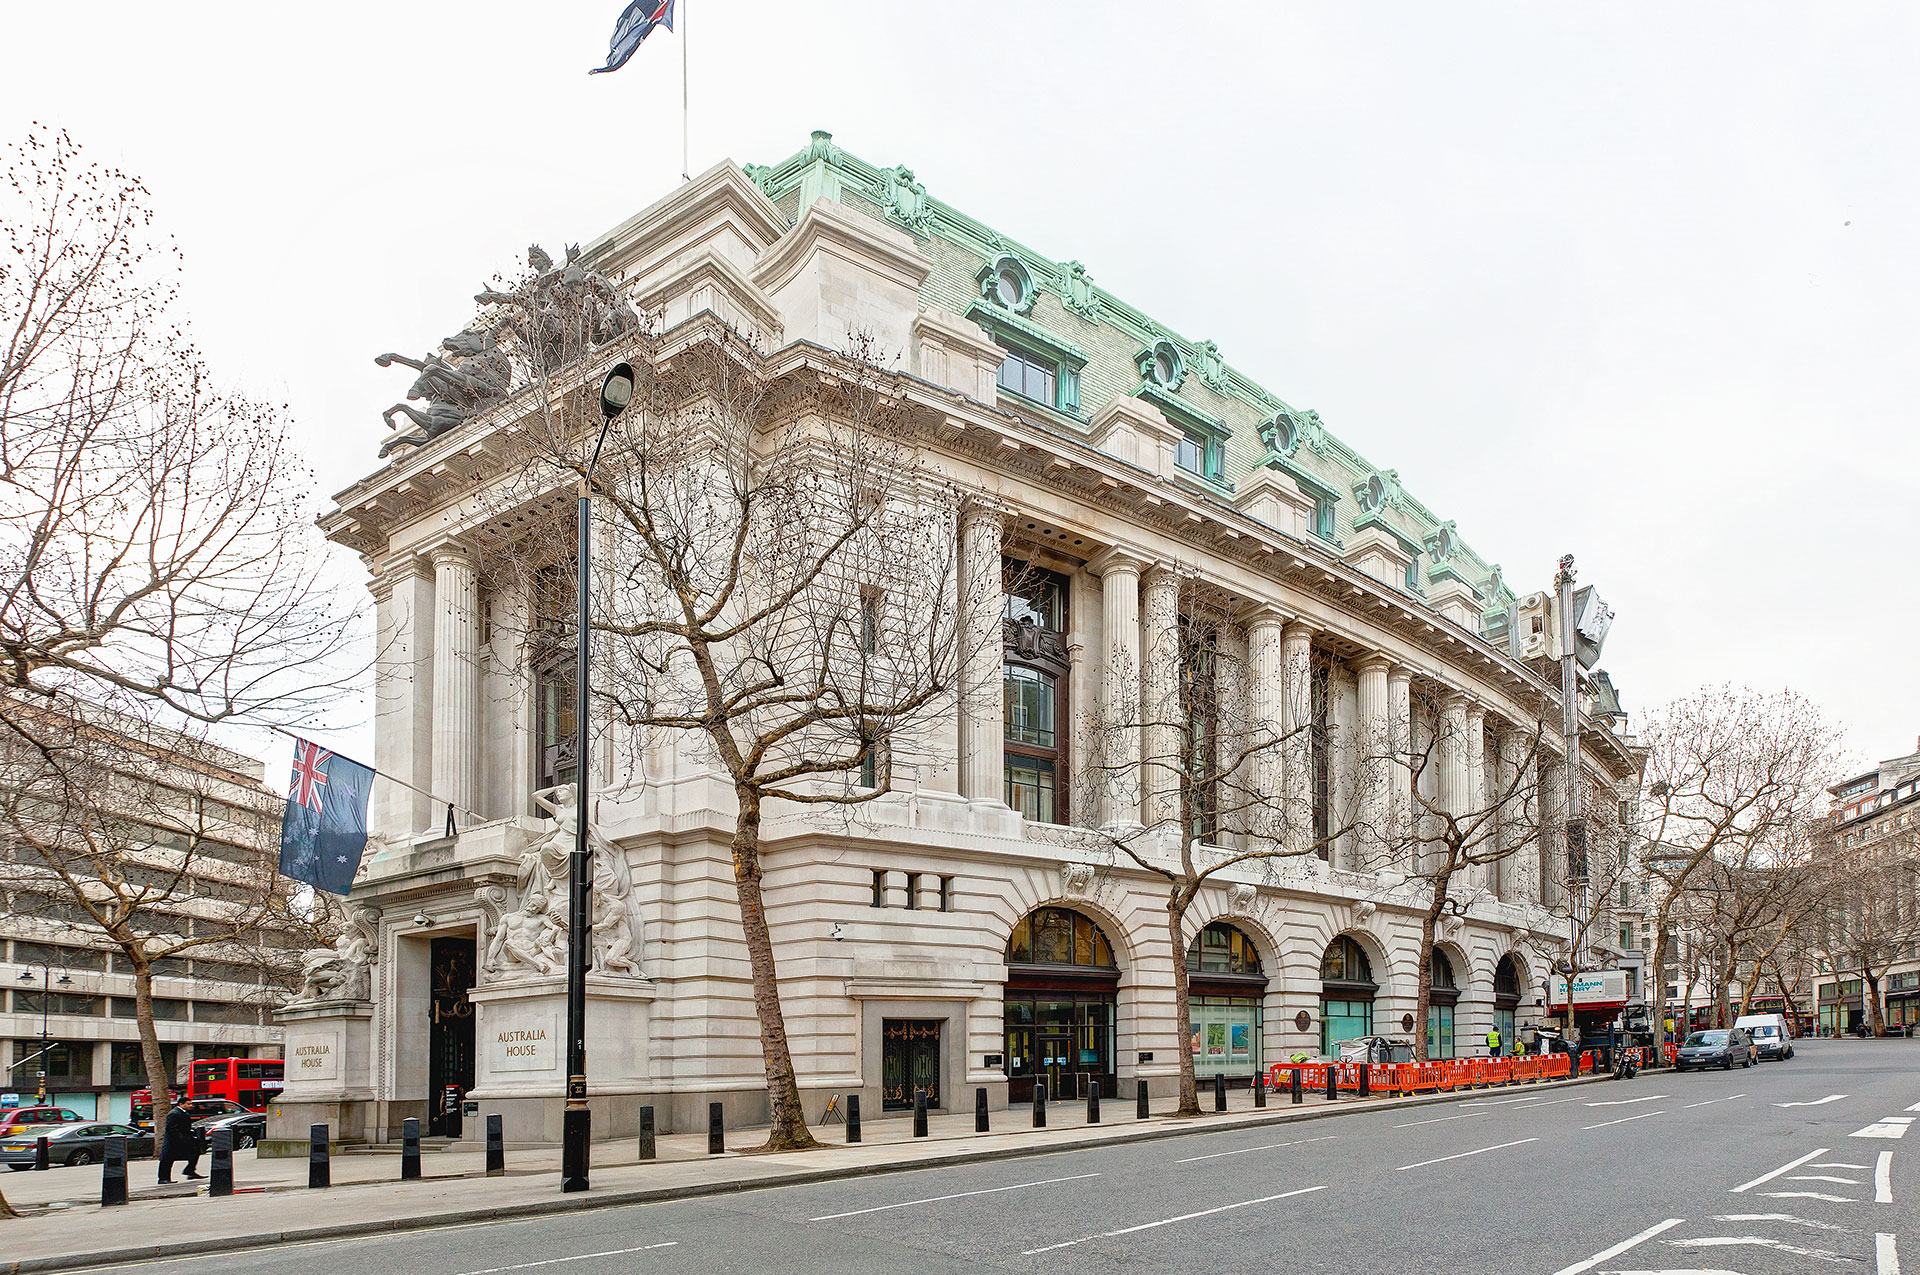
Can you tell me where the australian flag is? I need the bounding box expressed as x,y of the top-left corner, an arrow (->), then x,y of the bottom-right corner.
590,0 -> 675,75
278,739 -> 374,896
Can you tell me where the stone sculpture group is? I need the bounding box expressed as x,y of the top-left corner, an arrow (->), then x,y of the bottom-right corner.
476,784 -> 645,983
287,907 -> 380,1005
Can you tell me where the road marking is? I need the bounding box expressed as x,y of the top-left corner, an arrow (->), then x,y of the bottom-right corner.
1878,1232 -> 1901,1275
1394,1138 -> 1537,1172
1019,1184 -> 1327,1255
1776,1094 -> 1848,1107
1908,1103 -> 1920,1113
1583,1110 -> 1666,1131
1587,1095 -> 1667,1107
1786,1174 -> 1862,1184
1666,1234 -> 1851,1262
1876,1150 -> 1894,1204
808,1172 -> 1101,1221
1762,1191 -> 1855,1202
1392,1112 -> 1485,1129
1467,1093 -> 1549,1107
1812,1161 -> 1871,1168
1731,1146 -> 1829,1192
1467,1094 -> 1591,1111
1713,1212 -> 1847,1230
1548,1217 -> 1684,1275
1684,1094 -> 1747,1108
1852,1121 -> 1912,1140
457,1243 -> 679,1275
1171,1135 -> 1335,1164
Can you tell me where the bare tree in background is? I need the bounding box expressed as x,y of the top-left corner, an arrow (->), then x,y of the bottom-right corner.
1811,821 -> 1920,1037
0,127 -> 358,1204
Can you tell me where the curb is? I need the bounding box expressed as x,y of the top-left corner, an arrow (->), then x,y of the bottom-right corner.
4,1071 -> 1615,1274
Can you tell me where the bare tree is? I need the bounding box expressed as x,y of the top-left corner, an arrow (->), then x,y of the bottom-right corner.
1811,821 -> 1920,1037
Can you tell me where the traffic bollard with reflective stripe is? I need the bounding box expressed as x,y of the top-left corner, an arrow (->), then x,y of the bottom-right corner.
1254,1072 -> 1266,1108
1136,1078 -> 1149,1120
308,1124 -> 330,1189
1291,1067 -> 1303,1105
635,1107 -> 654,1162
846,1094 -> 861,1144
401,1117 -> 421,1180
708,1102 -> 724,1154
101,1135 -> 128,1207
975,1087 -> 989,1133
1032,1078 -> 1047,1128
34,1135 -> 49,1171
912,1087 -> 928,1138
1213,1073 -> 1227,1112
209,1127 -> 233,1197
1087,1080 -> 1100,1124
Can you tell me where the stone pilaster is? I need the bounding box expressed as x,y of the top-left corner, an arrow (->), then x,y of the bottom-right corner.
430,544 -> 480,824
1140,564 -> 1181,831
1354,654 -> 1392,869
372,556 -> 434,835
1279,620 -> 1316,854
958,505 -> 1005,804
1090,548 -> 1147,830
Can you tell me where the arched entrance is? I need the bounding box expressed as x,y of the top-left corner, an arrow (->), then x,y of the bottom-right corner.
1004,906 -> 1119,1102
1493,954 -> 1523,1052
1186,922 -> 1266,1084
1319,935 -> 1376,1056
1426,949 -> 1460,1060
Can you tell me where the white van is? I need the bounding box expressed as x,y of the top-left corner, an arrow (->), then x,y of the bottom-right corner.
1733,1013 -> 1794,1060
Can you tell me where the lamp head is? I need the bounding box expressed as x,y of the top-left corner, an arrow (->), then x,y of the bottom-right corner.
599,362 -> 635,420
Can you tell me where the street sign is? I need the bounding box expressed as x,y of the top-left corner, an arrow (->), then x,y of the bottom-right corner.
1548,970 -> 1629,1008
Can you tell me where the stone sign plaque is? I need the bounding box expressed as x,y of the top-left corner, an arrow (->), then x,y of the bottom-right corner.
287,1034 -> 340,1082
491,1019 -> 558,1072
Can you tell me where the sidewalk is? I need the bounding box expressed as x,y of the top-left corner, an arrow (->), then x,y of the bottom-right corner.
0,1074 -> 1606,1274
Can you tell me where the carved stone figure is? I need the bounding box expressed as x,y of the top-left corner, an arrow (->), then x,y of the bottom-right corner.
1060,861 -> 1097,898
287,907 -> 380,1005
486,890 -> 566,978
477,784 -> 644,982
1226,883 -> 1258,914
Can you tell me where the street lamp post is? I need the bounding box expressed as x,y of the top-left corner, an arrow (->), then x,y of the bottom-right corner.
16,962 -> 73,1104
561,361 -> 635,1194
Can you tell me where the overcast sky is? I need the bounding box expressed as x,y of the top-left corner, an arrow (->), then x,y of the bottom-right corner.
4,2 -> 1914,777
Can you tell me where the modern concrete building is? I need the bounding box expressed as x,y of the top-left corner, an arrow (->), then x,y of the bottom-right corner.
1815,741 -> 1920,1034
284,133 -> 1642,1144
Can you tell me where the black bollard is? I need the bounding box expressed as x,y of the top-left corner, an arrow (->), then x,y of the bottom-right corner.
708,1101 -> 725,1155
846,1094 -> 861,1144
1325,1063 -> 1338,1102
1032,1078 -> 1047,1128
307,1123 -> 330,1189
1214,1073 -> 1227,1112
101,1135 -> 128,1207
209,1128 -> 233,1197
1135,1078 -> 1149,1120
34,1134 -> 49,1171
1291,1066 -> 1303,1105
1087,1080 -> 1100,1124
974,1087 -> 989,1133
401,1117 -> 421,1180
635,1107 -> 653,1163
912,1087 -> 928,1138
1358,1064 -> 1371,1099
1254,1072 -> 1266,1108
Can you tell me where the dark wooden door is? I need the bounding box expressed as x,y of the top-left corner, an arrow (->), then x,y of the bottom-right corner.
427,937 -> 476,1136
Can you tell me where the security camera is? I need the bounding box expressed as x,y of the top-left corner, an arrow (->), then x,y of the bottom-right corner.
413,912 -> 433,928
830,922 -> 846,942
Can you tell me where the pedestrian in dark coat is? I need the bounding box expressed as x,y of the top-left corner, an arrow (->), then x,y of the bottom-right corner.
158,1104 -> 202,1183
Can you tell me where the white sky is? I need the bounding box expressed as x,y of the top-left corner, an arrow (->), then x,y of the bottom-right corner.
4,2 -> 1915,779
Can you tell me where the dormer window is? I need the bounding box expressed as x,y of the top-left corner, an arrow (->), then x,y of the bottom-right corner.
1313,499 -> 1336,541
1136,339 -> 1186,390
1175,429 -> 1221,481
995,341 -> 1057,408
1405,558 -> 1421,591
1360,473 -> 1388,514
978,254 -> 1037,315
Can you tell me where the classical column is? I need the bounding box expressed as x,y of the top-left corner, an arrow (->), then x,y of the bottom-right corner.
1279,620 -> 1315,854
1464,703 -> 1487,888
1388,665 -> 1413,855
430,543 -> 480,825
1354,654 -> 1392,868
1245,608 -> 1288,846
1439,691 -> 1469,828
1540,756 -> 1567,908
1214,620 -> 1250,846
1494,726 -> 1525,900
958,505 -> 1005,804
371,557 -> 435,836
1090,548 -> 1146,830
1140,564 -> 1181,831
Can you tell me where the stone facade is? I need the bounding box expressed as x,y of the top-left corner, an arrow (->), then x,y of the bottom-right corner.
289,135 -> 1643,1144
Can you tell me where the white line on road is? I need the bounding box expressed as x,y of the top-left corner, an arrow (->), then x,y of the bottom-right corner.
1666,1234 -> 1851,1262
456,1243 -> 679,1275
1908,1102 -> 1920,1113
808,1172 -> 1103,1221
1731,1146 -> 1829,1193
1776,1094 -> 1848,1107
1583,1110 -> 1667,1131
1548,1217 -> 1684,1275
1713,1213 -> 1847,1231
1468,1094 -> 1592,1111
1019,1184 -> 1327,1255
1877,1150 -> 1894,1204
1586,1095 -> 1666,1107
1811,1161 -> 1871,1168
1684,1094 -> 1747,1109
1879,1232 -> 1902,1275
1762,1191 -> 1855,1202
1172,1135 -> 1335,1164
1394,1138 -> 1538,1172
1852,1121 -> 1912,1140
1786,1174 -> 1862,1184
1392,1112 -> 1485,1128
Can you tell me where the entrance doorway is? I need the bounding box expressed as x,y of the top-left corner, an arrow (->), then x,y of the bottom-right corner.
881,1019 -> 942,1110
1319,935 -> 1377,1056
427,935 -> 476,1136
1003,906 -> 1120,1102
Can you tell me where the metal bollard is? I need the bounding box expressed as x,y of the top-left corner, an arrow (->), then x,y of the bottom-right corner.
1358,1065 -> 1371,1099
401,1117 -> 421,1180
846,1094 -> 861,1144
1325,1064 -> 1338,1102
101,1135 -> 128,1207
486,1113 -> 506,1175
1136,1078 -> 1149,1120
912,1087 -> 928,1138
1254,1072 -> 1266,1108
307,1124 -> 330,1189
1032,1078 -> 1047,1128
1087,1080 -> 1100,1124
1214,1073 -> 1227,1112
635,1107 -> 654,1163
974,1087 -> 989,1133
209,1128 -> 233,1197
708,1101 -> 725,1155
34,1134 -> 49,1171
1291,1066 -> 1303,1105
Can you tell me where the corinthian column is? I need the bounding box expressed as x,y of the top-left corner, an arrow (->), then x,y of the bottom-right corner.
1245,608 -> 1287,845
430,543 -> 480,824
1464,702 -> 1487,886
1494,725 -> 1525,900
958,505 -> 1005,804
1354,654 -> 1392,868
1388,665 -> 1413,858
1439,691 -> 1469,827
1140,564 -> 1181,831
1279,620 -> 1315,854
1090,548 -> 1146,830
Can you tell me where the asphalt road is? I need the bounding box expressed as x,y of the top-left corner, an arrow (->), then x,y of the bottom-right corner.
87,1040 -> 1916,1275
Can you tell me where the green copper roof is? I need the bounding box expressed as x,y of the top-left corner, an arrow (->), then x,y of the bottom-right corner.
744,131 -> 1514,616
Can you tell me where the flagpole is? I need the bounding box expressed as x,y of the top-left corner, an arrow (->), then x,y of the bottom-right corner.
264,722 -> 485,824
681,0 -> 690,182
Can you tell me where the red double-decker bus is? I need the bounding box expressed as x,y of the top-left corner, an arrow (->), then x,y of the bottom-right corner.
188,1057 -> 284,1111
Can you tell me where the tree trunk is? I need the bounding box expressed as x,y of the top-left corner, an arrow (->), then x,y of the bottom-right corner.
727,789 -> 816,1151
1864,971 -> 1887,1037
1416,875 -> 1446,1062
1649,927 -> 1672,1053
131,952 -> 174,1156
0,1184 -> 15,1218
1168,901 -> 1199,1117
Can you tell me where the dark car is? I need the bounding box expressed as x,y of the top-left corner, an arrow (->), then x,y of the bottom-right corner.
0,1106 -> 87,1135
130,1096 -> 249,1134
193,1110 -> 266,1151
1673,1027 -> 1756,1070
0,1121 -> 152,1169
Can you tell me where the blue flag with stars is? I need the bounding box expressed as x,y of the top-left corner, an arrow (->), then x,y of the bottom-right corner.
278,738 -> 374,896
590,0 -> 675,75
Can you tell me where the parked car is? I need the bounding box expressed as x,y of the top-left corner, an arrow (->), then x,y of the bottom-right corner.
0,1121 -> 151,1169
130,1096 -> 249,1134
1673,1027 -> 1756,1070
0,1106 -> 87,1136
1734,1014 -> 1795,1061
193,1110 -> 267,1151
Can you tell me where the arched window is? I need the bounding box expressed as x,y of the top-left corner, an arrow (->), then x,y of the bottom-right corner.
1319,936 -> 1376,1056
1188,922 -> 1265,1082
1320,936 -> 1374,986
1427,949 -> 1460,1060
1494,955 -> 1522,1003
1430,949 -> 1457,991
1187,922 -> 1262,975
1006,906 -> 1115,969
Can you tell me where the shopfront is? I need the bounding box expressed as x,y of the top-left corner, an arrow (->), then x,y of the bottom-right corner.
1426,950 -> 1459,1060
1818,979 -> 1864,1035
1319,935 -> 1376,1056
1004,906 -> 1118,1102
1492,954 -> 1521,1050
1186,922 -> 1265,1084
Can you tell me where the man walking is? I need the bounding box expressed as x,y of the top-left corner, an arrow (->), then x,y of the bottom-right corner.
158,1102 -> 202,1183
1486,1026 -> 1502,1058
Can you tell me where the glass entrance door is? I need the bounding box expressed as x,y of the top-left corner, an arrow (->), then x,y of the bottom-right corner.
1037,1032 -> 1075,1100
881,1019 -> 942,1110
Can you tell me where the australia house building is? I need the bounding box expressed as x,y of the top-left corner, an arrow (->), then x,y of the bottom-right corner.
277,132 -> 1641,1144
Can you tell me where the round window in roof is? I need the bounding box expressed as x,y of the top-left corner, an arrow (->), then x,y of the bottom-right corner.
1140,339 -> 1185,390
1363,474 -> 1387,512
981,255 -> 1035,315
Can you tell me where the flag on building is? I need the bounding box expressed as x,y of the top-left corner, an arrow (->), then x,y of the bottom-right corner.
278,738 -> 374,896
590,0 -> 675,75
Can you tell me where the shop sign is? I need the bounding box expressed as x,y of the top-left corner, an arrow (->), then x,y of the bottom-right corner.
1547,970 -> 1629,1007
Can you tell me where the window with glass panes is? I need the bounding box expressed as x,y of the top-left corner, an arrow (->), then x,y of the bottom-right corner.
1003,563 -> 1069,824
996,343 -> 1057,408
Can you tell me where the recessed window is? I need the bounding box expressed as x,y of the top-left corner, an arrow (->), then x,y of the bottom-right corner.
937,875 -> 953,912
1004,666 -> 1056,748
871,869 -> 886,908
979,254 -> 1036,314
1175,431 -> 1204,475
1005,754 -> 1055,823
1155,348 -> 1177,383
1004,563 -> 1066,631
904,872 -> 921,910
1139,338 -> 1186,389
996,343 -> 1057,408
1313,499 -> 1335,541
994,263 -> 1025,308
